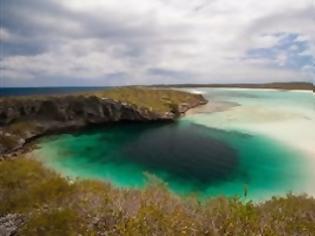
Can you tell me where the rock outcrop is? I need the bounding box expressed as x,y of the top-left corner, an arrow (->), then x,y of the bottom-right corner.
0,214 -> 24,236
0,93 -> 207,155
0,96 -> 174,126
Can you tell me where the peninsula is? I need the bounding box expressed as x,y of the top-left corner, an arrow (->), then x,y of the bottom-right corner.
0,87 -> 207,156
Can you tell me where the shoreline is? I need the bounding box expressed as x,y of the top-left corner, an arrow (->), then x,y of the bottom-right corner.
32,115 -> 315,202
0,88 -> 208,159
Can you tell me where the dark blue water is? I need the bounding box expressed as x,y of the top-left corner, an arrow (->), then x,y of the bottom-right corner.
0,87 -> 112,97
37,121 -> 308,200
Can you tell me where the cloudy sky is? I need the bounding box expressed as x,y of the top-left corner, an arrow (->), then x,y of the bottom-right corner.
0,0 -> 314,87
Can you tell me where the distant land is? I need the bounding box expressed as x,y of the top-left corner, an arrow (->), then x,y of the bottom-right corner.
1,82 -> 313,98
155,82 -> 314,91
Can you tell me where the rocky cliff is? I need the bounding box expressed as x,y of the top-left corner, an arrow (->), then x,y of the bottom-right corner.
0,90 -> 207,155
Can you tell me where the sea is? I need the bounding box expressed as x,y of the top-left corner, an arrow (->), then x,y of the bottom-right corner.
0,87 -> 111,97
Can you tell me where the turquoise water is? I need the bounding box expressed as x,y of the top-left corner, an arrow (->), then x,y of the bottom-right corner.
34,88 -> 315,201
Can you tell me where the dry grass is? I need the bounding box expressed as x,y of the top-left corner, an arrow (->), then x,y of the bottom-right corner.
1,157 -> 314,235
0,87 -> 204,114
92,86 -> 204,113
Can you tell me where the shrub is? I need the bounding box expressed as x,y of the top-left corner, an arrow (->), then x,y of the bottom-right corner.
20,208 -> 82,236
0,158 -> 314,235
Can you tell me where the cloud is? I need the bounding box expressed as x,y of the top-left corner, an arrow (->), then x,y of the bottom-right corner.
0,28 -> 11,42
0,0 -> 314,86
244,33 -> 314,70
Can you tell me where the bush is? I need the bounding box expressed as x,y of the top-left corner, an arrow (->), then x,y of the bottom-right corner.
0,159 -> 74,214
20,208 -> 82,236
0,158 -> 314,235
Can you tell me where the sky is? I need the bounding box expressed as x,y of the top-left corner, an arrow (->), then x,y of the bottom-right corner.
0,0 -> 314,87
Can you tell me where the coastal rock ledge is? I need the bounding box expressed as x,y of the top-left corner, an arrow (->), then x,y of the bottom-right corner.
0,89 -> 207,156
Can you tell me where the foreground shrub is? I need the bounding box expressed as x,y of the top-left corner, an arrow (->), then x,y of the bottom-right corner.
0,158 -> 314,235
20,208 -> 81,236
0,158 -> 74,214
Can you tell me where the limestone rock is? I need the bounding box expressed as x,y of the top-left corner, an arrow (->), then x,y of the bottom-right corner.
0,93 -> 207,156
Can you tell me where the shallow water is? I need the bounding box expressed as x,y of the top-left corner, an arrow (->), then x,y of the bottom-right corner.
34,88 -> 315,201
183,88 -> 315,162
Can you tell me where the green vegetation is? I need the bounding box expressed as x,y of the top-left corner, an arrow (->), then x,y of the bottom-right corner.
92,86 -> 205,113
0,87 -> 206,155
1,157 -> 314,235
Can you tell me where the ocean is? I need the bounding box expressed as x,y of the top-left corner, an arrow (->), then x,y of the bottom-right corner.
0,87 -> 111,97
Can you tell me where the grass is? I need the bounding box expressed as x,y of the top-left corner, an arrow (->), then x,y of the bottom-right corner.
1,157 -> 314,235
0,86 -> 205,114
91,86 -> 205,113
